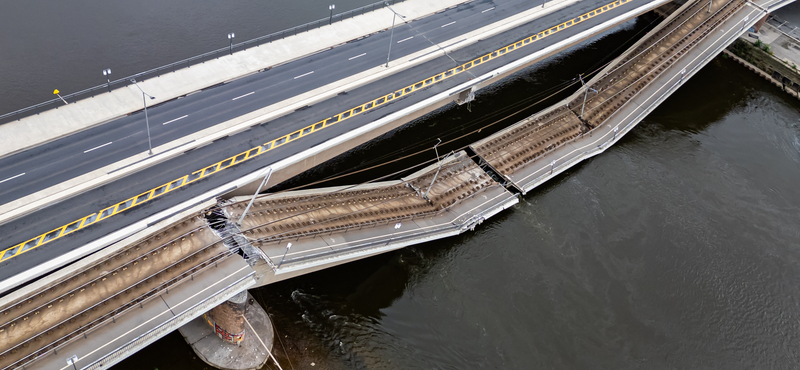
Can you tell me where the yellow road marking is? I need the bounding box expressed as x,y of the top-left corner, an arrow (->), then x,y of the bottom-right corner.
0,0 -> 632,265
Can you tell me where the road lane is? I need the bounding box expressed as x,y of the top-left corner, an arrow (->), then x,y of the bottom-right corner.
0,0 -> 568,204
0,0 -> 651,283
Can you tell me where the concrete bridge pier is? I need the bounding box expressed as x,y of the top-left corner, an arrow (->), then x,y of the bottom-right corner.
179,291 -> 275,370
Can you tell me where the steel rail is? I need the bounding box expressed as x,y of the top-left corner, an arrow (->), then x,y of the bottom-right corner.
0,0 -> 635,266
1,238 -> 236,370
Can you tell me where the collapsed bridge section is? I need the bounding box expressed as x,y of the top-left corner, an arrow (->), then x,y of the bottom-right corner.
222,151 -> 518,280
471,0 -> 748,194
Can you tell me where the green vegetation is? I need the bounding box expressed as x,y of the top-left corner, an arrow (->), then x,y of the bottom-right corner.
729,39 -> 768,71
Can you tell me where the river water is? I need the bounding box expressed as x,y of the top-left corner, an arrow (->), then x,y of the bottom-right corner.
4,1 -> 800,369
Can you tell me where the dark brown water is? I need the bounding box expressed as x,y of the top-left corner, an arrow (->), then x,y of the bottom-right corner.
5,2 -> 800,369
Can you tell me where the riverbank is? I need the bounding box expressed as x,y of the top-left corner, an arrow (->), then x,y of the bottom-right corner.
727,16 -> 800,98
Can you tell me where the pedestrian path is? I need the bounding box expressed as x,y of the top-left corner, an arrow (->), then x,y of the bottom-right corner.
0,0 -> 469,159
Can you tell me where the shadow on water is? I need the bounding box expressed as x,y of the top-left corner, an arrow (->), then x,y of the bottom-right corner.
114,9 -> 800,370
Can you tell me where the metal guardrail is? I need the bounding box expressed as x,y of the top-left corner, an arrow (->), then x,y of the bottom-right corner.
5,239 -> 235,370
0,0 -> 404,124
85,266 -> 255,370
521,0 -> 748,193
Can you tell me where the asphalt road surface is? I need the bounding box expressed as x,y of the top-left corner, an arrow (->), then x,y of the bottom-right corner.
0,0 -> 650,283
0,0 -> 561,204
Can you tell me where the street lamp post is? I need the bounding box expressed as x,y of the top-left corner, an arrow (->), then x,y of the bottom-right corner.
329,4 -> 336,25
384,2 -> 406,67
228,33 -> 235,55
130,79 -> 156,155
102,68 -> 112,93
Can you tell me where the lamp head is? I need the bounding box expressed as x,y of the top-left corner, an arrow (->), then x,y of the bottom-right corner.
329,4 -> 335,9
228,32 -> 235,39
103,68 -> 111,76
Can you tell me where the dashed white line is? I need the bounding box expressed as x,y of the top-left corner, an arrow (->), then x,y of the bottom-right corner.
84,142 -> 113,153
294,71 -> 315,79
162,114 -> 188,125
232,92 -> 255,101
482,7 -> 495,13
348,53 -> 367,60
397,36 -> 414,43
441,21 -> 456,28
0,173 -> 25,184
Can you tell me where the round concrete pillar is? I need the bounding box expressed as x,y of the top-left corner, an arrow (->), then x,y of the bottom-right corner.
203,291 -> 247,345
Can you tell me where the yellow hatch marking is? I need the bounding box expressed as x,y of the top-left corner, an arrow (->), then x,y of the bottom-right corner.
0,0 -> 631,264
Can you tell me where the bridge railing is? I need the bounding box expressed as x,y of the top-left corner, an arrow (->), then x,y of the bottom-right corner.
0,0 -> 404,125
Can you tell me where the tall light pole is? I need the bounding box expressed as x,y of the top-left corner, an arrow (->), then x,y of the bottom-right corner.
130,78 -> 156,155
103,68 -> 112,93
384,2 -> 406,68
228,33 -> 235,55
329,4 -> 335,25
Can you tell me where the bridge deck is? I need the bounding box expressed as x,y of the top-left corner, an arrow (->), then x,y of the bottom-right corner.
32,255 -> 253,370
225,151 -> 518,274
0,215 -> 232,369
471,0 -> 760,194
0,0 -> 667,293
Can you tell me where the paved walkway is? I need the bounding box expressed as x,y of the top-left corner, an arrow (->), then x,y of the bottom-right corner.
749,17 -> 800,66
0,0 -> 469,159
0,0 -> 588,231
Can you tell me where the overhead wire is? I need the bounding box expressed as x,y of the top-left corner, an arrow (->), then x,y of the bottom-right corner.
227,1 -> 721,235
316,13 -> 669,182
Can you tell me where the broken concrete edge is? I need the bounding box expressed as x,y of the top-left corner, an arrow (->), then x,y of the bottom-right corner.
518,6 -> 771,194
0,0 -> 665,297
470,0 -> 691,153
0,199 -> 218,309
565,0 -> 695,103
253,188 -> 519,284
0,0 -> 585,227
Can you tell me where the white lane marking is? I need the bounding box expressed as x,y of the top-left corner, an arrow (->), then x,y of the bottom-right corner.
482,7 -> 495,13
232,91 -> 255,101
0,173 -> 25,184
348,53 -> 367,60
397,36 -> 414,43
293,71 -> 314,79
441,21 -> 456,28
162,114 -> 188,125
84,142 -> 113,153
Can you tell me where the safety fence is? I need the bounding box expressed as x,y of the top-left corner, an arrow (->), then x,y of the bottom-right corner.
0,0 -> 405,124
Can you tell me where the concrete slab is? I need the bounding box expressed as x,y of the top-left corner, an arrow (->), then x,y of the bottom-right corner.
26,255 -> 255,370
0,0 -> 599,232
502,0 -> 774,194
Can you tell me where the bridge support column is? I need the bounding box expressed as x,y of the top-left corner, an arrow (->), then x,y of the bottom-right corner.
203,290 -> 248,344
179,291 -> 275,370
753,13 -> 769,32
